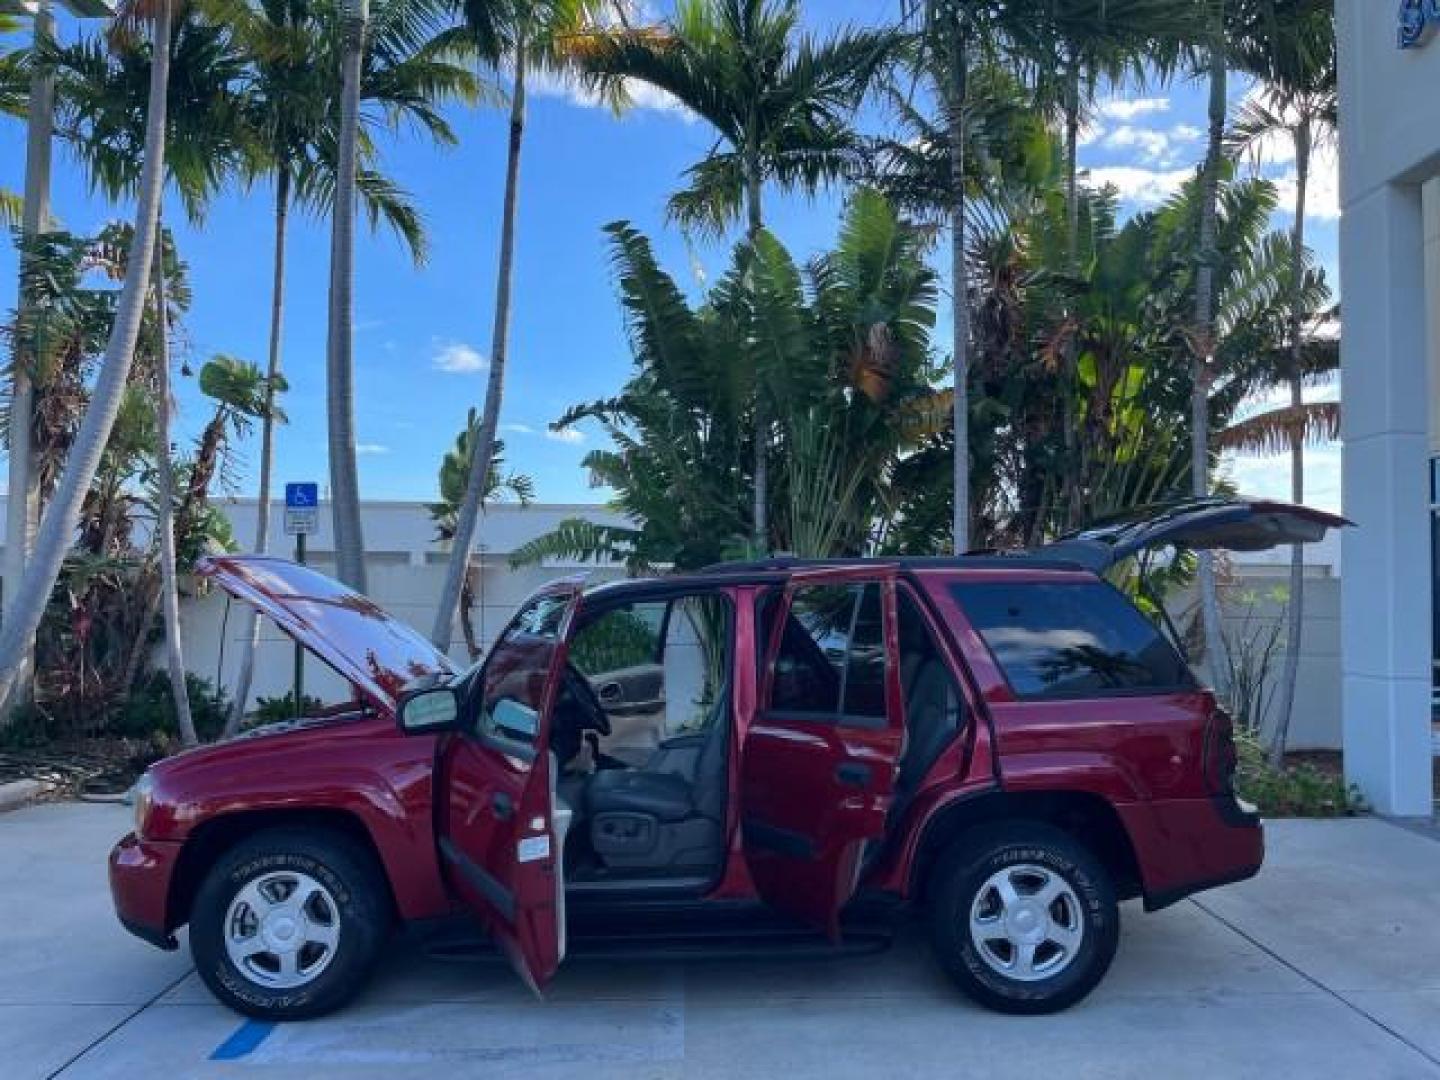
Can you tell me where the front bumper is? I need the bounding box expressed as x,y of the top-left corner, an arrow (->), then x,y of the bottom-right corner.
1119,794 -> 1264,911
109,832 -> 182,951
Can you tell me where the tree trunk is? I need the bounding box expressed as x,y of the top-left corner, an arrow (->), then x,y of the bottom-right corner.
459,572 -> 480,660
326,0 -> 369,592
1061,51 -> 1081,532
1269,118 -> 1311,768
151,226 -> 198,748
745,144 -> 768,553
0,0 -> 173,710
1193,24 -> 1227,688
2,0 -> 57,719
430,45 -> 527,651
225,168 -> 291,736
118,575 -> 161,695
946,18 -> 970,554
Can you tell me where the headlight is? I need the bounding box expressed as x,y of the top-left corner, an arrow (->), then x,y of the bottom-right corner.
132,772 -> 155,838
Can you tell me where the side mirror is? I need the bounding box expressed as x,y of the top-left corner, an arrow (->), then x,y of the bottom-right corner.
397,683 -> 459,735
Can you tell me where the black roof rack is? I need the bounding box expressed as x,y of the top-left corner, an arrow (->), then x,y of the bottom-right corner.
696,553 -> 1088,574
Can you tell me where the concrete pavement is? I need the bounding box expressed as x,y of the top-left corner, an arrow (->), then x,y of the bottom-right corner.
3,802 -> 1438,1078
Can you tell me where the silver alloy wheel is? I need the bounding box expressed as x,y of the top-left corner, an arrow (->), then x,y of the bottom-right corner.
968,863 -> 1085,982
224,870 -> 341,990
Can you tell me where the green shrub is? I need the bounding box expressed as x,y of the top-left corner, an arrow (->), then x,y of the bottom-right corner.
253,692 -> 326,723
1234,731 -> 1364,818
0,704 -> 56,750
113,672 -> 231,743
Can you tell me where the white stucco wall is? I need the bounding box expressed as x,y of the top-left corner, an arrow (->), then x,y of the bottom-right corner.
1336,1 -> 1440,814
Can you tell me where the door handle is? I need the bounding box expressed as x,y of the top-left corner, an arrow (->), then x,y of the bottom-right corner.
491,791 -> 514,820
835,762 -> 871,788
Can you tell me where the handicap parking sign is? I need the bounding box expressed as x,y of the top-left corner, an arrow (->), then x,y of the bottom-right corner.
284,482 -> 319,535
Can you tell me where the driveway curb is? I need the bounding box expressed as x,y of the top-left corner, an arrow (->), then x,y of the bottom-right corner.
0,778 -> 47,814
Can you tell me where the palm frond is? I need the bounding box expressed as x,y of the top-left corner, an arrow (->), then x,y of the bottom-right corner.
1217,400 -> 1340,456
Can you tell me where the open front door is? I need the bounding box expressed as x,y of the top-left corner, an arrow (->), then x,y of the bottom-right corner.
742,567 -> 905,940
437,580 -> 582,994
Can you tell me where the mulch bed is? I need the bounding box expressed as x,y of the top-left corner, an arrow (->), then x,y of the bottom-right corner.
1284,750 -> 1344,777
0,738 -> 171,798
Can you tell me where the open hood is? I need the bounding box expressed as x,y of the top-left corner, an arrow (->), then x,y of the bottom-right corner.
1035,498 -> 1352,574
197,555 -> 455,714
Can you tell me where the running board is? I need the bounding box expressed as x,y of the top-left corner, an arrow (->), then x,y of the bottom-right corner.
419,924 -> 893,965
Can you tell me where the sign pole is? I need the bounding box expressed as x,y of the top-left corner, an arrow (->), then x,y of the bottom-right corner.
293,531 -> 306,718
283,481 -> 319,720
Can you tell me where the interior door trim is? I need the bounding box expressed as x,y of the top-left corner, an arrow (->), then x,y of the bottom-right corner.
742,818 -> 818,860
439,836 -> 517,922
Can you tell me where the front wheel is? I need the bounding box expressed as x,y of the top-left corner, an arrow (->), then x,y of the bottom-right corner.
190,828 -> 391,1020
929,823 -> 1118,1014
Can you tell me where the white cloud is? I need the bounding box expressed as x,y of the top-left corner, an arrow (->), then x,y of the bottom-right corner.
1096,97 -> 1170,122
1268,148 -> 1341,223
528,69 -> 693,121
545,427 -> 586,445
1084,165 -> 1192,206
1101,122 -> 1203,166
432,342 -> 487,374
356,443 -> 390,455
500,422 -> 536,434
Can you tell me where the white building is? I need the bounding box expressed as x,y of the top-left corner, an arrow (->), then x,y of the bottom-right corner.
1336,1 -> 1440,814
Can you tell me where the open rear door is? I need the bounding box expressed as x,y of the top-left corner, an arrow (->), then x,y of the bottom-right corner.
1036,498 -> 1351,573
742,566 -> 905,940
436,580 -> 582,994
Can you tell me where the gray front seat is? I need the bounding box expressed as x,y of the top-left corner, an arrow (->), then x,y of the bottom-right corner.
583,700 -> 729,871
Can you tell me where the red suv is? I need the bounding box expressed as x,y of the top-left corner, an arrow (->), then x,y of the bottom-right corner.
110,499 -> 1344,1019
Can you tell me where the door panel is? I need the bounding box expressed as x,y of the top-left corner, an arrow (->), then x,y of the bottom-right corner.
742,570 -> 904,940
438,584 -> 580,993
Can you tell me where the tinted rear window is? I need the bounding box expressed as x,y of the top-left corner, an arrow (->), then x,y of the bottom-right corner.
951,581 -> 1190,699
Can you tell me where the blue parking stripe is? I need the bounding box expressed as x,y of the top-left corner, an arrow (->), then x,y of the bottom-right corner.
210,1019 -> 276,1060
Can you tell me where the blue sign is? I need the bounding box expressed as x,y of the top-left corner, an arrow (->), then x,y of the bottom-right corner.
1399,0 -> 1440,48
285,482 -> 319,509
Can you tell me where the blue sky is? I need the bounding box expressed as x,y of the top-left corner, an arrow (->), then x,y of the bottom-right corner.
1,2 -> 1342,514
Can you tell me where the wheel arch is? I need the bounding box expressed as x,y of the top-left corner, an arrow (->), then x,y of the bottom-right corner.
167,807 -> 398,932
909,790 -> 1144,907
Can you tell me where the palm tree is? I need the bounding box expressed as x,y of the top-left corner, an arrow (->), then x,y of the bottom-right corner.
429,418 -> 533,658
225,0 -> 475,726
0,0 -> 175,712
515,189 -> 947,570
1225,3 -> 1336,765
327,0 -> 369,591
147,237 -> 197,745
3,5 -> 51,714
1184,0 -> 1311,685
1,21 -> 29,226
324,0 -> 473,592
427,0 -> 615,652
1022,2 -> 1198,530
578,0 -> 895,551
46,9 -> 252,732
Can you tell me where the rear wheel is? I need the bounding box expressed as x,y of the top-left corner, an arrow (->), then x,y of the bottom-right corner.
928,823 -> 1118,1014
190,828 -> 390,1020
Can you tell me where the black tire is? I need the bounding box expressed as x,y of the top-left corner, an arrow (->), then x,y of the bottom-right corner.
190,827 -> 391,1020
928,822 -> 1119,1015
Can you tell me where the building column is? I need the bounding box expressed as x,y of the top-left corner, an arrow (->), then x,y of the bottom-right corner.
1340,180 -> 1434,816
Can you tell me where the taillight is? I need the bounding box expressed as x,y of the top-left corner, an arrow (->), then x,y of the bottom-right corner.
1203,702 -> 1238,794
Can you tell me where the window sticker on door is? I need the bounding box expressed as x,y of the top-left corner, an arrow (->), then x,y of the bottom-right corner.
517,834 -> 551,863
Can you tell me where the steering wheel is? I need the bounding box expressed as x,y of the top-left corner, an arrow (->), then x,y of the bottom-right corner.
561,663 -> 612,736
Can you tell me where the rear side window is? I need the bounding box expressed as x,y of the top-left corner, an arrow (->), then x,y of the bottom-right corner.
770,583 -> 887,722
951,581 -> 1191,699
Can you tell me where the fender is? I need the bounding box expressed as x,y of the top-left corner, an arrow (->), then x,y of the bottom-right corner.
143,717 -> 452,921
